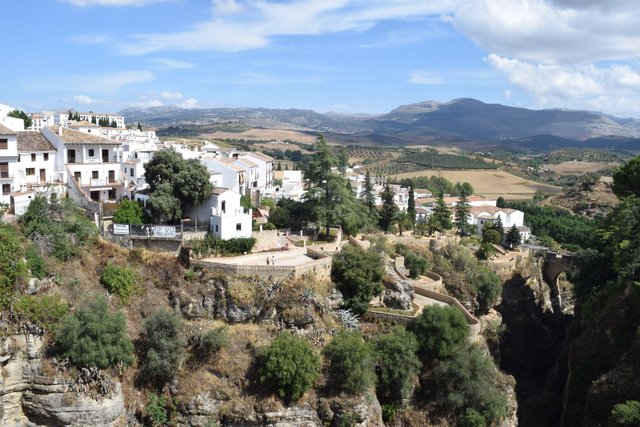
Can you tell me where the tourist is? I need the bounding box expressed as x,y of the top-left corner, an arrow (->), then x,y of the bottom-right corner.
266,257 -> 270,265
272,256 -> 275,266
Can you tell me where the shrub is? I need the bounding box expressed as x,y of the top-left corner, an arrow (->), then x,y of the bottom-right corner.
459,408 -> 486,427
101,264 -> 142,302
396,244 -> 429,279
260,332 -> 321,401
374,326 -> 422,401
323,331 -> 375,395
146,393 -> 169,427
189,236 -> 257,257
54,296 -> 135,369
331,245 -> 384,315
409,305 -> 469,359
139,309 -> 185,388
610,401 -> 640,427
14,294 -> 68,331
113,199 -> 144,224
474,265 -> 502,313
26,245 -> 46,279
0,225 -> 27,303
195,327 -> 229,359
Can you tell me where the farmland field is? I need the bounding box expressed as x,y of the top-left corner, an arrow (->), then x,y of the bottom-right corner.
545,161 -> 620,176
393,169 -> 562,200
204,129 -> 318,144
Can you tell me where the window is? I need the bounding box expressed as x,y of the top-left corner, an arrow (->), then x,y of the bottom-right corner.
17,155 -> 20,162
2,184 -> 10,195
26,168 -> 35,176
0,139 -> 7,149
130,168 -> 134,177
221,201 -> 226,213
88,149 -> 95,157
236,223 -> 242,231
92,171 -> 99,179
31,153 -> 36,162
0,162 -> 8,178
44,153 -> 49,161
215,225 -> 219,232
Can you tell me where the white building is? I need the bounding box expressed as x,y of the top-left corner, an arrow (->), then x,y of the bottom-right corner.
185,187 -> 252,239
15,132 -> 57,188
468,205 -> 530,243
0,124 -> 19,204
239,152 -> 274,196
76,113 -> 125,129
42,126 -> 125,202
274,170 -> 305,201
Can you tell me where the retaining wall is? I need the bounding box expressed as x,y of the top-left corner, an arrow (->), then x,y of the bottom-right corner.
413,286 -> 479,325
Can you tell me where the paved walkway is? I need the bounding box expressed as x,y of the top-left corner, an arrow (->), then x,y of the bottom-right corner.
203,246 -> 312,267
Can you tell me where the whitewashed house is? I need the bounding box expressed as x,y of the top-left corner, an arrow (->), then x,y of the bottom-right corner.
468,205 -> 530,243
0,124 -> 19,204
185,187 -> 252,239
275,170 -> 305,201
239,152 -> 274,195
42,126 -> 125,202
15,132 -> 57,188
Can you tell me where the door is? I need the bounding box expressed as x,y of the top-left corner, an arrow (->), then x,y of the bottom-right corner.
67,149 -> 76,163
74,171 -> 81,182
39,169 -> 46,182
108,170 -> 115,183
102,149 -> 109,163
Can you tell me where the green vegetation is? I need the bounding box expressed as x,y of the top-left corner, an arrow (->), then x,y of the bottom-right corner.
260,332 -> 321,401
7,109 -> 32,128
188,236 -> 256,257
194,327 -> 229,360
368,149 -> 495,175
54,296 -> 135,369
139,309 -> 185,388
396,244 -> 429,279
0,224 -> 28,304
331,245 -> 384,315
395,175 -> 474,198
20,196 -> 98,261
612,156 -> 640,199
113,199 -> 144,224
323,331 -> 375,395
13,294 -> 68,331
409,305 -> 469,359
145,149 -> 213,223
373,326 -> 422,401
146,393 -> 169,427
428,193 -> 453,234
505,224 -> 522,248
26,244 -> 46,279
609,401 -> 640,427
100,264 -> 142,302
379,183 -> 398,232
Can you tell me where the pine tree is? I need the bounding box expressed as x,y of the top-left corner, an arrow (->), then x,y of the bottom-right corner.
110,119 -> 117,128
496,196 -> 506,208
277,162 -> 282,171
137,122 -> 142,131
430,192 -> 452,233
91,115 -> 97,124
407,185 -> 416,229
454,191 -> 471,235
505,224 -> 522,248
379,183 -> 397,232
361,171 -> 376,215
494,216 -> 504,239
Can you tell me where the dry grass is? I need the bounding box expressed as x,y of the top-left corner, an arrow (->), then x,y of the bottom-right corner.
393,169 -> 562,199
545,161 -> 620,176
203,129 -> 318,144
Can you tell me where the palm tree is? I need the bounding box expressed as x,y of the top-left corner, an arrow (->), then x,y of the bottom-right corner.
393,210 -> 412,236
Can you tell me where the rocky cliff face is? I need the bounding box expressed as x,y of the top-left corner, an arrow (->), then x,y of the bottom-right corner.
0,330 -> 124,426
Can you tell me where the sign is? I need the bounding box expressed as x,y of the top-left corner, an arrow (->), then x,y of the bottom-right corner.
152,225 -> 176,238
113,224 -> 130,235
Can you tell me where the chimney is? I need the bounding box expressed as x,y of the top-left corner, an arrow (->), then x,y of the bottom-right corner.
58,126 -> 63,136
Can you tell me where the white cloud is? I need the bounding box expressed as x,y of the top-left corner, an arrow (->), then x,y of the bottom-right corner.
179,98 -> 198,108
73,71 -> 154,93
63,0 -> 168,6
160,91 -> 183,100
73,95 -> 94,104
451,0 -> 640,65
212,0 -> 244,15
70,34 -> 111,45
487,54 -> 640,115
152,58 -> 195,69
503,90 -> 513,99
119,0 -> 452,54
407,70 -> 443,85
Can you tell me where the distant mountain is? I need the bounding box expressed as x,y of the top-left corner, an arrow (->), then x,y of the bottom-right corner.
120,99 -> 640,150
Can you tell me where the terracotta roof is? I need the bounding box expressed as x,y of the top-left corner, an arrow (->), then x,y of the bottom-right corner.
68,121 -> 100,128
0,123 -> 17,135
470,206 -> 517,216
211,187 -> 231,195
47,126 -> 121,146
17,132 -> 55,152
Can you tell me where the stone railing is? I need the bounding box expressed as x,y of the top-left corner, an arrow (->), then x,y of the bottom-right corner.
412,285 -> 479,325
423,271 -> 443,289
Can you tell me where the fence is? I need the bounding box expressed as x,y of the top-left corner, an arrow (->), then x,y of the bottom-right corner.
110,223 -> 183,240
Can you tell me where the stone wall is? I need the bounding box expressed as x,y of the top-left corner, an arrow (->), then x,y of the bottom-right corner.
413,286 -> 479,325
251,229 -> 280,252
131,237 -> 182,253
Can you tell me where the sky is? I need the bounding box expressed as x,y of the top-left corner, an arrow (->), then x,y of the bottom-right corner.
2,0 -> 640,117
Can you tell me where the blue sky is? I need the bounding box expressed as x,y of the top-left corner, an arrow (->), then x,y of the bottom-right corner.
3,0 -> 640,117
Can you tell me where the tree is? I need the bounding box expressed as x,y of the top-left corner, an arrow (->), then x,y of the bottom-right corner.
454,191 -> 471,236
379,183 -> 397,232
331,244 -> 384,315
110,119 -> 117,128
137,121 -> 143,131
407,185 -> 416,229
496,196 -> 506,208
91,115 -> 97,124
54,296 -> 135,369
277,161 -> 282,171
409,305 -> 469,359
505,224 -> 522,248
7,109 -> 32,129
612,155 -> 640,198
393,210 -> 412,236
494,215 -> 504,239
430,193 -> 452,233
139,309 -> 185,388
609,401 -> 640,427
0,225 -> 27,299
374,326 -> 422,401
260,332 -> 321,401
147,183 -> 182,223
323,331 -> 375,395
482,225 -> 502,245
361,170 -> 377,217
113,199 -> 144,224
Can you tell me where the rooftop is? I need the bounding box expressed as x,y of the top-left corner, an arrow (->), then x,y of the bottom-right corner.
0,123 -> 17,135
47,126 -> 121,146
470,205 -> 517,215
17,131 -> 55,152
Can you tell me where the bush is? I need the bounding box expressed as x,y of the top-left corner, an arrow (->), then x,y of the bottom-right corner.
323,331 -> 375,395
54,296 -> 135,369
374,326 -> 422,401
409,305 -> 469,359
429,344 -> 507,424
14,294 -> 68,332
26,245 -> 46,279
396,244 -> 429,279
101,264 -> 142,302
195,327 -> 229,359
188,236 -> 257,257
474,265 -> 502,313
139,309 -> 185,388
260,332 -> 321,401
331,245 -> 384,315
459,408 -> 486,427
113,199 -> 144,224
146,393 -> 169,427
610,401 -> 640,426
0,225 -> 27,303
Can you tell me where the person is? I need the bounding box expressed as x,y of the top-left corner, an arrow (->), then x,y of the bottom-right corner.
271,255 -> 275,266
266,257 -> 270,265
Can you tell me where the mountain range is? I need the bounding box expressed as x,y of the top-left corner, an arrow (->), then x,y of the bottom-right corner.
120,98 -> 640,152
